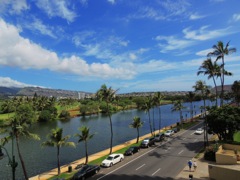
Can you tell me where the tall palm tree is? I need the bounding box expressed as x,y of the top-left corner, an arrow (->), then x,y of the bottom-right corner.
154,92 -> 165,133
171,100 -> 185,129
42,128 -> 75,175
197,58 -> 220,106
140,96 -> 153,136
129,116 -> 143,143
74,126 -> 94,164
96,84 -> 118,154
207,41 -> 236,106
186,92 -> 195,121
12,104 -> 39,180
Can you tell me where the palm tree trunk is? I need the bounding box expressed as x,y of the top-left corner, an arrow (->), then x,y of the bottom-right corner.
16,136 -> 28,180
85,141 -> 88,164
212,77 -> 218,106
221,58 -> 225,107
57,146 -> 60,175
158,106 -> 162,133
148,111 -> 153,135
137,128 -> 139,143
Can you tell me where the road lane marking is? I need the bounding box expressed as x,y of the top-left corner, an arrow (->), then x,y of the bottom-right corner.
178,150 -> 184,155
152,168 -> 161,176
136,164 -> 145,171
190,132 -> 195,135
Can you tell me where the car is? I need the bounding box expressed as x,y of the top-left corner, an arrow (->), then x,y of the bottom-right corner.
154,133 -> 165,142
75,163 -> 84,170
172,127 -> 180,133
195,128 -> 204,135
124,146 -> 140,155
72,164 -> 100,180
101,153 -> 124,167
164,130 -> 174,137
140,137 -> 155,148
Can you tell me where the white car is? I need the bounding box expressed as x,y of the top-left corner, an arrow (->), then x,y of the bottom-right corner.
164,130 -> 174,137
101,153 -> 124,167
195,128 -> 204,135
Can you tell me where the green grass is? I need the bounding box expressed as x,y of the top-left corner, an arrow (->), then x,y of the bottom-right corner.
234,131 -> 240,142
48,171 -> 75,180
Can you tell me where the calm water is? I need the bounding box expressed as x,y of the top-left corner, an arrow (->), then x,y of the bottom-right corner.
0,100 -> 216,179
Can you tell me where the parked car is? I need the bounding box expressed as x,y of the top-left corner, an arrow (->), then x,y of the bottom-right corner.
164,130 -> 174,137
154,133 -> 165,142
140,137 -> 155,148
124,146 -> 140,155
195,128 -> 204,135
72,164 -> 100,180
101,153 -> 124,167
172,127 -> 180,133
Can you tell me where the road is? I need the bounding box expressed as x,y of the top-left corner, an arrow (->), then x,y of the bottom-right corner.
92,122 -> 205,180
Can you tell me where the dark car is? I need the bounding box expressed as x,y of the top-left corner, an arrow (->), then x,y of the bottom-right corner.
124,146 -> 140,155
72,164 -> 100,180
140,137 -> 155,148
172,127 -> 180,133
154,133 -> 165,142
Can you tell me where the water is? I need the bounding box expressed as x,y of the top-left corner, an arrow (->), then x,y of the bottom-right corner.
0,100 -> 215,179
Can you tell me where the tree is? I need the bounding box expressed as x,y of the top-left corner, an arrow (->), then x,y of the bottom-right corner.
12,104 -> 40,180
154,92 -> 165,133
171,100 -> 185,129
232,80 -> 240,106
42,128 -> 75,175
186,92 -> 195,121
140,96 -> 153,136
129,116 -> 143,143
96,84 -> 118,154
197,58 -> 220,106
207,41 -> 236,106
206,105 -> 240,141
74,126 -> 94,164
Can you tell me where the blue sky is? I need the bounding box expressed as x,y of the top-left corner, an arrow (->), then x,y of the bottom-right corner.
0,0 -> 240,93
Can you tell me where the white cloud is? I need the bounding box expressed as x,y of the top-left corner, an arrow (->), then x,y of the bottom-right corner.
24,18 -> 57,38
0,0 -> 29,14
189,13 -> 205,20
196,48 -> 212,56
232,14 -> 240,22
155,35 -> 194,53
0,19 -> 135,80
0,77 -> 39,88
107,0 -> 116,4
36,0 -> 77,22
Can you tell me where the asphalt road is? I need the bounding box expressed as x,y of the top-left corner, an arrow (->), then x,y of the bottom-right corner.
91,121 -> 205,180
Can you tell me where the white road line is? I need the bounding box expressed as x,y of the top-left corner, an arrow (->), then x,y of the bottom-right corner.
136,164 -> 145,171
178,150 -> 184,155
152,168 -> 161,176
190,132 -> 195,135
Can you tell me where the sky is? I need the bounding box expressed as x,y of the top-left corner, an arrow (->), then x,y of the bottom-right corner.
0,0 -> 240,94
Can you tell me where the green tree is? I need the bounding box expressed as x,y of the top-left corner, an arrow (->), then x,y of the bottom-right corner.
232,80 -> 240,106
74,126 -> 94,164
186,92 -> 195,121
140,96 -> 153,135
206,105 -> 240,141
197,58 -> 220,106
171,100 -> 185,129
207,41 -> 236,106
42,128 -> 75,175
129,116 -> 143,143
154,92 -> 165,133
96,84 -> 117,154
12,104 -> 39,180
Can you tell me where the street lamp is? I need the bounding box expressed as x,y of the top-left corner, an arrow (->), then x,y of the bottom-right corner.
0,146 -> 18,180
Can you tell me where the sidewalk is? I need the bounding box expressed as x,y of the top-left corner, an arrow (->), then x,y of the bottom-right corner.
176,153 -> 210,180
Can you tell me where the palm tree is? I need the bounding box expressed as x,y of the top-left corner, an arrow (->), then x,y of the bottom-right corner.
186,92 -> 195,121
197,58 -> 220,106
96,84 -> 118,154
140,96 -> 153,136
12,104 -> 39,180
171,100 -> 185,129
154,92 -> 165,133
207,41 -> 236,106
129,116 -> 143,143
42,128 -> 75,175
74,126 -> 94,164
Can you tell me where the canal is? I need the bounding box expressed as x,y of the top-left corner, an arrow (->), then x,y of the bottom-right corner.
0,100 -> 214,179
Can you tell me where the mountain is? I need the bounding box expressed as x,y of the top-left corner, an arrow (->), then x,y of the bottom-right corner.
0,86 -> 92,99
